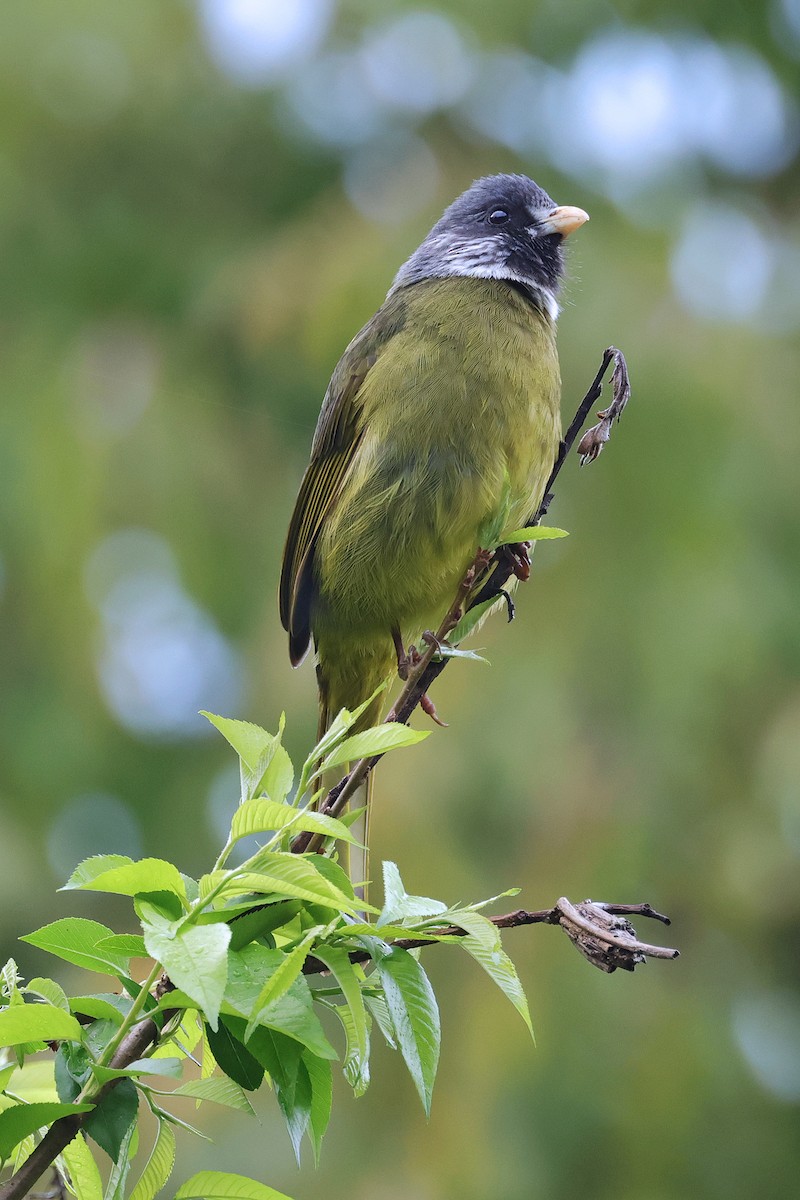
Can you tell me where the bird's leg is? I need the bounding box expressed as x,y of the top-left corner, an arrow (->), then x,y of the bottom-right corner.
392,626 -> 412,680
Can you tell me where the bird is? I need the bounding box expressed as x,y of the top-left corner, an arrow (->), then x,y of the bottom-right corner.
280,173 -> 588,863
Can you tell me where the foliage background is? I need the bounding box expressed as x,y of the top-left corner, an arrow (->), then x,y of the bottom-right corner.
1,1 -> 799,1197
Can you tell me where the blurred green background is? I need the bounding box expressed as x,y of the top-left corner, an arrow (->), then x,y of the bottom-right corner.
2,1 -> 800,1196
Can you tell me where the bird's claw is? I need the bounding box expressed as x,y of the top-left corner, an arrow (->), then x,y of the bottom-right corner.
420,692 -> 448,727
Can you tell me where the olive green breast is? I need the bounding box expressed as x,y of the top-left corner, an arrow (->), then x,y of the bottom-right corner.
313,276 -> 562,637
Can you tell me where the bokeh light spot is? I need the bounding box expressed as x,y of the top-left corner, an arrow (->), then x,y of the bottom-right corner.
47,793 -> 143,881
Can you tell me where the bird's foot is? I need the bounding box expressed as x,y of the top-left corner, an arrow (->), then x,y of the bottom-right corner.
504,541 -> 531,582
420,691 -> 448,727
421,629 -> 451,656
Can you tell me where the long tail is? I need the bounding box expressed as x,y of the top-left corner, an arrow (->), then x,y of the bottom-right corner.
315,640 -> 392,897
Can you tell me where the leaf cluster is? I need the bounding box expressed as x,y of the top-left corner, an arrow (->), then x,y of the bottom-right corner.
1,710 -> 532,1200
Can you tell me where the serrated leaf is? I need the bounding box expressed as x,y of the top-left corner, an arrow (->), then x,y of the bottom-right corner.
91,1058 -> 182,1084
103,1117 -> 138,1200
142,922 -> 230,1032
95,935 -> 148,959
323,724 -> 430,770
224,947 -> 336,1061
497,525 -> 569,544
25,977 -> 70,1011
204,1022 -> 263,1092
175,1170 -> 293,1200
62,1131 -> 103,1200
305,685 -> 388,770
69,996 -> 127,1026
449,596 -> 498,646
227,901 -> 301,952
0,1004 -> 82,1048
20,919 -> 129,978
379,862 -> 448,925
65,858 -> 187,904
275,1057 -> 311,1164
0,1102 -> 93,1160
258,743 -> 294,805
244,936 -> 317,1042
201,713 -> 288,805
448,910 -> 533,1036
62,856 -> 134,888
303,1052 -> 332,1165
312,947 -> 369,1096
128,1120 -> 175,1200
376,947 -> 440,1114
205,853 -> 367,914
169,1075 -> 255,1114
84,1078 -> 137,1163
1,959 -> 22,999
230,798 -> 358,848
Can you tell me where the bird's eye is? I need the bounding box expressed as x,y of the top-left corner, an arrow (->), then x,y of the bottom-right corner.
488,208 -> 509,225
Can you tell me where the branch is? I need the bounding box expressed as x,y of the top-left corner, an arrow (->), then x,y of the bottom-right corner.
304,897 -> 678,976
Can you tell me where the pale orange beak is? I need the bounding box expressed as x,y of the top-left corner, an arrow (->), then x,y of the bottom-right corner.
540,205 -> 590,238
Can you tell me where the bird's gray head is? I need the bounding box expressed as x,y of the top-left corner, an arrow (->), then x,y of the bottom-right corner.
390,173 -> 589,320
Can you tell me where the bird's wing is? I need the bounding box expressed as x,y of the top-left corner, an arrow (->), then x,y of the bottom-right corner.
279,294 -> 408,665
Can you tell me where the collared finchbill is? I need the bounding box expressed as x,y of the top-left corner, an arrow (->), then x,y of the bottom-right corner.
539,205 -> 590,237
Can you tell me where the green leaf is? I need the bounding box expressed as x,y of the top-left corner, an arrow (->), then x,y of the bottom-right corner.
1,959 -> 22,999
228,902 -> 301,952
169,1075 -> 255,1114
448,910 -> 533,1036
25,977 -> 70,1011
259,743 -> 294,806
0,1066 -> 14,1094
103,1118 -> 138,1200
230,798 -> 358,848
201,713 -> 289,805
304,1052 -> 332,1165
65,858 -> 187,904
312,948 -> 369,1096
56,1042 -> 92,1102
376,948 -> 440,1115
129,1120 -> 175,1200
84,1078 -> 138,1163
62,856 -> 134,888
224,946 -> 336,1061
142,921 -> 230,1032
61,1131 -> 103,1200
305,686 -> 387,769
244,935 -> 317,1042
69,996 -> 128,1026
0,1004 -> 82,1048
205,853 -> 367,914
323,723 -> 430,769
326,1001 -> 370,1097
91,1058 -> 182,1085
497,525 -> 569,544
204,1021 -> 263,1092
449,596 -> 498,646
175,1170 -> 293,1200
20,919 -> 130,978
95,935 -> 148,959
379,862 -> 448,925
0,1102 -> 93,1161
275,1057 -> 311,1164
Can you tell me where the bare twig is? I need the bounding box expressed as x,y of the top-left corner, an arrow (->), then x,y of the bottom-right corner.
303,898 -> 678,976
